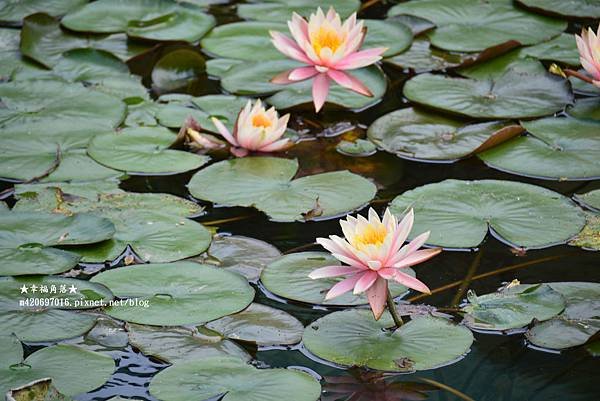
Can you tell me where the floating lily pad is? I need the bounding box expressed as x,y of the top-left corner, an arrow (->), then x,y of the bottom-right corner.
125,100 -> 160,127
14,187 -> 210,263
193,235 -> 281,282
303,309 -> 473,371
457,52 -> 547,81
388,0 -> 566,52
151,49 -> 205,91
15,180 -> 122,202
336,139 -> 377,157
0,29 -> 42,79
62,0 -> 215,42
237,0 -> 360,22
575,189 -> 600,211
20,13 -> 153,68
363,19 -> 413,57
188,157 -> 376,222
126,323 -> 250,364
0,338 -> 115,397
389,179 -> 586,249
0,212 -> 115,275
210,59 -> 387,111
384,38 -> 467,72
570,71 -> 600,96
260,252 -> 414,305
5,378 -> 71,401
91,262 -> 254,325
0,0 -> 87,25
516,0 -> 600,18
526,282 -> 600,350
205,303 -> 303,346
569,213 -> 600,251
88,127 -> 210,175
463,284 -> 566,331
150,356 -> 321,401
567,98 -> 600,122
368,108 -> 523,161
520,33 -> 580,66
479,117 -> 600,180
403,69 -> 573,119
0,276 -> 111,342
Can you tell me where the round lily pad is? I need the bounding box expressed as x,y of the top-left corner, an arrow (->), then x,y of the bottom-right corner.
188,157 -> 377,222
62,0 -> 215,42
520,33 -> 580,66
88,127 -> 210,175
303,309 -> 473,371
260,252 -> 414,305
526,282 -> 600,350
0,338 -> 115,397
127,323 -> 250,364
151,49 -> 205,91
389,179 -> 586,249
367,107 -> 523,161
384,38 -> 467,72
150,356 -> 322,401
0,0 -> 87,25
205,303 -> 304,346
363,19 -> 413,57
575,189 -> 600,211
516,0 -> 600,18
212,59 -> 387,111
0,211 -> 115,275
568,98 -> 600,122
193,235 -> 281,282
0,276 -> 111,342
90,262 -> 255,325
479,117 -> 600,180
20,13 -> 153,68
388,0 -> 566,52
463,284 -> 566,331
237,0 -> 360,22
403,70 -> 573,119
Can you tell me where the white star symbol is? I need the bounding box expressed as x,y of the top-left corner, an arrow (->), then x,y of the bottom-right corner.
68,285 -> 77,294
20,285 -> 28,294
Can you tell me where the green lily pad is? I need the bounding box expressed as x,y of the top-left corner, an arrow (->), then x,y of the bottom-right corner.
479,117 -> 600,180
125,100 -> 160,127
570,71 -> 600,96
6,378 -> 71,401
193,235 -> 281,282
363,19 -> 413,57
567,98 -> 600,122
20,13 -> 153,68
150,356 -> 321,401
303,309 -> 473,371
126,323 -> 250,364
336,139 -> 377,157
0,211 -> 115,275
389,179 -> 586,249
210,59 -> 387,111
526,282 -> 600,350
0,29 -> 43,79
568,213 -> 600,251
88,127 -> 210,175
516,0 -> 600,18
151,49 -> 205,91
91,262 -> 254,325
260,252 -> 414,305
237,0 -> 360,22
15,180 -> 122,202
575,189 -> 600,211
403,69 -> 573,119
384,38 -> 467,72
205,303 -> 304,346
188,157 -> 377,222
520,33 -> 580,66
0,338 -> 115,397
463,284 -> 566,331
457,51 -> 546,81
367,107 -> 523,161
62,0 -> 215,42
0,0 -> 87,25
388,0 -> 566,52
0,276 -> 111,342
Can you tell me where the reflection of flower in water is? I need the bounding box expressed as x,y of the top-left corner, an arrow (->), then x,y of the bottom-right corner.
322,370 -> 438,401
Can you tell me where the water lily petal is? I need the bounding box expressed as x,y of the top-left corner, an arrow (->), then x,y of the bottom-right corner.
392,270 -> 431,294
211,117 -> 238,147
312,73 -> 330,112
335,47 -> 386,70
353,270 -> 378,294
366,277 -> 387,320
258,137 -> 292,152
308,265 -> 364,279
271,69 -> 297,84
327,70 -> 372,97
288,66 -> 319,81
393,248 -> 442,269
270,30 -> 312,64
325,273 -> 363,300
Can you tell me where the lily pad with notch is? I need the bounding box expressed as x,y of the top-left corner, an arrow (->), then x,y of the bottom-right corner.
389,179 -> 586,249
0,0 -> 87,25
303,309 -> 473,371
90,262 -> 255,325
516,0 -> 600,18
149,356 -> 322,401
188,157 -> 377,222
260,252 -> 415,305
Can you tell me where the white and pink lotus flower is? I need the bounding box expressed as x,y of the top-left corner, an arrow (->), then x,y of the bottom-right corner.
309,207 -> 441,320
211,99 -> 292,157
270,7 -> 387,112
575,26 -> 600,88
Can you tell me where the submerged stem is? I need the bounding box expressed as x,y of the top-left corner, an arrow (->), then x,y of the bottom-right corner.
386,284 -> 404,328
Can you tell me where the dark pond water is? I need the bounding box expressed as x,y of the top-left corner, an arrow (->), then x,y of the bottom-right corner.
2,1 -> 599,401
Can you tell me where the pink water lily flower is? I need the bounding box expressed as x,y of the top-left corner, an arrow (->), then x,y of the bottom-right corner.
211,99 -> 292,157
270,7 -> 386,112
309,208 -> 441,320
575,26 -> 600,87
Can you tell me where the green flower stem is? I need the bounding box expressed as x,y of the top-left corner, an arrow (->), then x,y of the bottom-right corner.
386,283 -> 404,327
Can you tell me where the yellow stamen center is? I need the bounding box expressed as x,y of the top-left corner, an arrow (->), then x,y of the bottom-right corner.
351,223 -> 388,251
251,113 -> 272,129
312,26 -> 343,56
